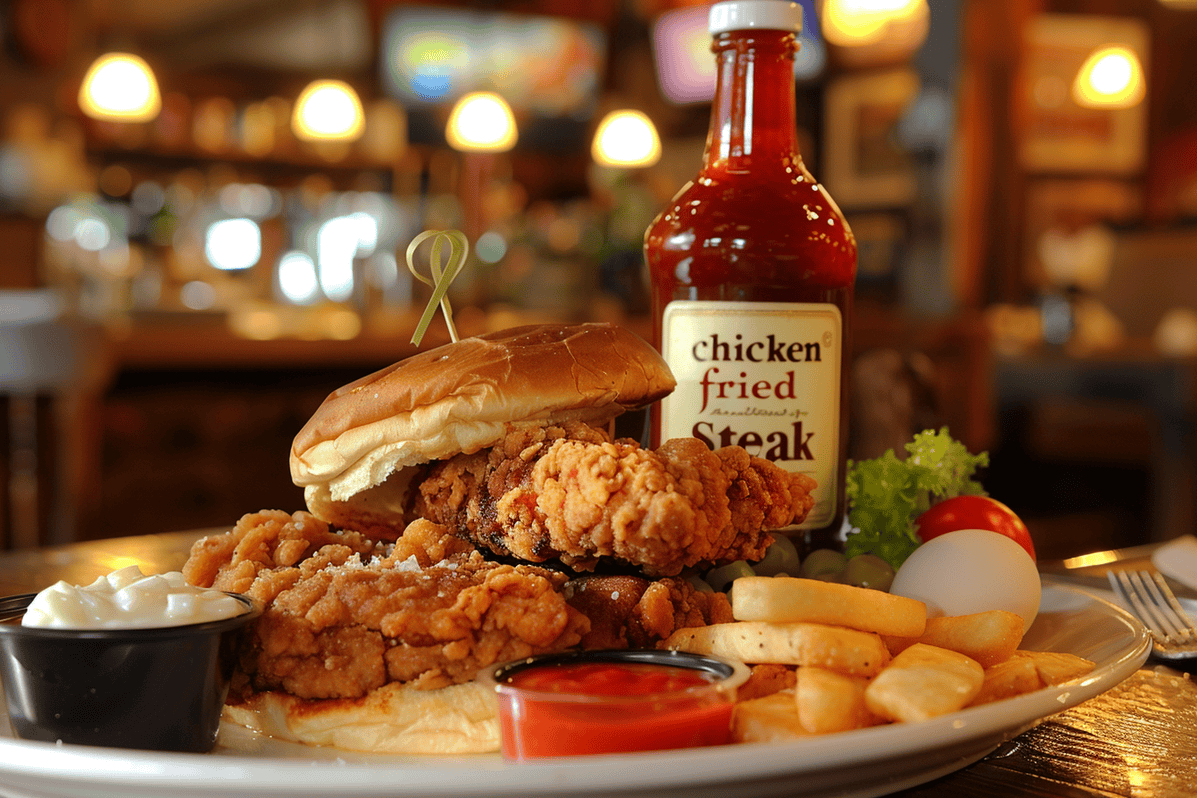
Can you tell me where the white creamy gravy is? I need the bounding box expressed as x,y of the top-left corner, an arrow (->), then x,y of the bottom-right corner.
22,565 -> 245,629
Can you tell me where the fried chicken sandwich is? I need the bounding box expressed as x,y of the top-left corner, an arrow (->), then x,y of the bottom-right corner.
291,323 -> 815,576
185,323 -> 816,753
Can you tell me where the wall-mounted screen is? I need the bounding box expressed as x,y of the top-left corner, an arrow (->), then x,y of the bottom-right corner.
380,5 -> 606,119
652,0 -> 825,105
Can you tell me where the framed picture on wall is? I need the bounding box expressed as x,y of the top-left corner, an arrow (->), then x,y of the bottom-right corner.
822,69 -> 919,209
1018,14 -> 1149,175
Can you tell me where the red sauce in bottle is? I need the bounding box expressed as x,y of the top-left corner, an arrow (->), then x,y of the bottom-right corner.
645,1 -> 857,550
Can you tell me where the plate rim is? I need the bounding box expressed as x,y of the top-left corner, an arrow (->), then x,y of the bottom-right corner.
0,583 -> 1151,797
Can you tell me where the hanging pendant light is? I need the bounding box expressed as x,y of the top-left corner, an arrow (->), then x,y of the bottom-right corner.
78,53 -> 161,123
292,80 -> 365,142
591,110 -> 661,168
821,0 -> 928,47
446,92 -> 517,153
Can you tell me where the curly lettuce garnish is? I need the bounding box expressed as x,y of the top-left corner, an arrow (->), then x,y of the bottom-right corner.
844,427 -> 989,569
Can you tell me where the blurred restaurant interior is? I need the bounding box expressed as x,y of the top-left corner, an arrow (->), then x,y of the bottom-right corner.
2,0 -> 1197,561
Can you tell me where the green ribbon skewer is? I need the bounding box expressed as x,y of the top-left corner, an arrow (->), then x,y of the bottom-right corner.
406,229 -> 469,347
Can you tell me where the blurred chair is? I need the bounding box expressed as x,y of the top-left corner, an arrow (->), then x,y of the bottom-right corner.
1,291 -> 108,548
850,348 -> 942,461
995,352 -> 1195,546
850,306 -> 995,461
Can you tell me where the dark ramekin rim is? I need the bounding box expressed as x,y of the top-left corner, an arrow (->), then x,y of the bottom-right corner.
0,592 -> 262,640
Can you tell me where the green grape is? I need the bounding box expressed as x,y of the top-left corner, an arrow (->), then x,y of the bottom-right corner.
799,548 -> 847,581
752,535 -> 801,577
685,574 -> 715,593
705,560 -> 756,592
841,554 -> 896,591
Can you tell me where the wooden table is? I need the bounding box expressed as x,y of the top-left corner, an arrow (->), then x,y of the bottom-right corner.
1,532 -> 1195,797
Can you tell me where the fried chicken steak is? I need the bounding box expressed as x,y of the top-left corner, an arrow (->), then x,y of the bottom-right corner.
185,509 -> 733,752
409,421 -> 816,576
188,323 -> 816,753
291,323 -> 816,576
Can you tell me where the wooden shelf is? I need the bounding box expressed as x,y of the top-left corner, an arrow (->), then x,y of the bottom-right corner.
107,323 -> 424,372
102,309 -> 653,373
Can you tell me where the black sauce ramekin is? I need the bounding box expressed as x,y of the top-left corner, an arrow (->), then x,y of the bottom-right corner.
0,591 -> 260,753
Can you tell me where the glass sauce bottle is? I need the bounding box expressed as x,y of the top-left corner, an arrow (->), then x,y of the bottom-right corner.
644,0 -> 857,549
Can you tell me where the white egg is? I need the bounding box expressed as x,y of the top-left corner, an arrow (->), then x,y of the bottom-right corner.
890,528 -> 1041,634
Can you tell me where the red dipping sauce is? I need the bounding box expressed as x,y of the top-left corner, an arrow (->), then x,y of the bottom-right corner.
481,651 -> 749,760
511,661 -> 712,696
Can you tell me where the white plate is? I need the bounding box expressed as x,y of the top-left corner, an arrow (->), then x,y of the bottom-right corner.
0,583 -> 1150,798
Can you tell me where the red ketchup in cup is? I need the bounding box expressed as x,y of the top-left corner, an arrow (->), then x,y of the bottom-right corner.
480,650 -> 749,760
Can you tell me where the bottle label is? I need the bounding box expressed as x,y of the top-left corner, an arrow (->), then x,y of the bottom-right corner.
659,300 -> 842,529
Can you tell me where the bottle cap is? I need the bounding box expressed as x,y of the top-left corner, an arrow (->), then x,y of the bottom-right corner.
709,1 -> 803,35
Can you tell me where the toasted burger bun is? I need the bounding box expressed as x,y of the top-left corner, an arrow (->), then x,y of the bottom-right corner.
291,323 -> 674,529
223,681 -> 499,754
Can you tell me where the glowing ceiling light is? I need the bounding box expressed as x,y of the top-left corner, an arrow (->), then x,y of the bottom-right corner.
78,53 -> 161,123
74,217 -> 111,251
591,110 -> 662,168
277,251 -> 321,305
349,211 -> 378,256
1072,46 -> 1145,109
45,205 -> 81,242
205,218 -> 261,271
316,216 -> 362,302
292,80 -> 365,142
445,92 -> 517,153
821,0 -> 927,46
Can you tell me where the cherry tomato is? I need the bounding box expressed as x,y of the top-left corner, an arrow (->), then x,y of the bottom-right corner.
916,495 -> 1036,561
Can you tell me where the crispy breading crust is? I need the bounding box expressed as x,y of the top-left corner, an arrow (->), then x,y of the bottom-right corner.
565,574 -> 734,650
185,510 -> 590,699
409,422 -> 816,576
184,509 -> 737,704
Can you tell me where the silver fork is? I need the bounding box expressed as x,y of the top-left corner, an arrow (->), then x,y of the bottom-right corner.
1107,570 -> 1197,660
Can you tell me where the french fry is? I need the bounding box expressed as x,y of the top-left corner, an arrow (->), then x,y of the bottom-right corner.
732,690 -> 811,743
865,643 -> 984,723
969,655 -> 1042,706
882,610 -> 1025,668
795,666 -> 879,734
665,621 -> 891,677
1012,650 -> 1096,686
730,576 -> 927,638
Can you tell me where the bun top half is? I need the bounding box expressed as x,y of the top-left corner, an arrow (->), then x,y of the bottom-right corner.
290,323 -> 674,505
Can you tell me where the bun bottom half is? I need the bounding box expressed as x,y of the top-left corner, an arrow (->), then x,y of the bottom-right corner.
222,681 -> 499,754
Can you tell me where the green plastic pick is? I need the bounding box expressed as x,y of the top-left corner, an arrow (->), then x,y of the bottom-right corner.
406,229 -> 469,346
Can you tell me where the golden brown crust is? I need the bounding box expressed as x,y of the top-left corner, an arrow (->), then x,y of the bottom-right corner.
183,509 -> 379,595
186,510 -> 740,754
737,664 -> 799,701
187,512 -> 584,754
564,574 -> 734,650
290,323 -> 675,514
185,511 -> 590,700
411,427 -> 815,576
